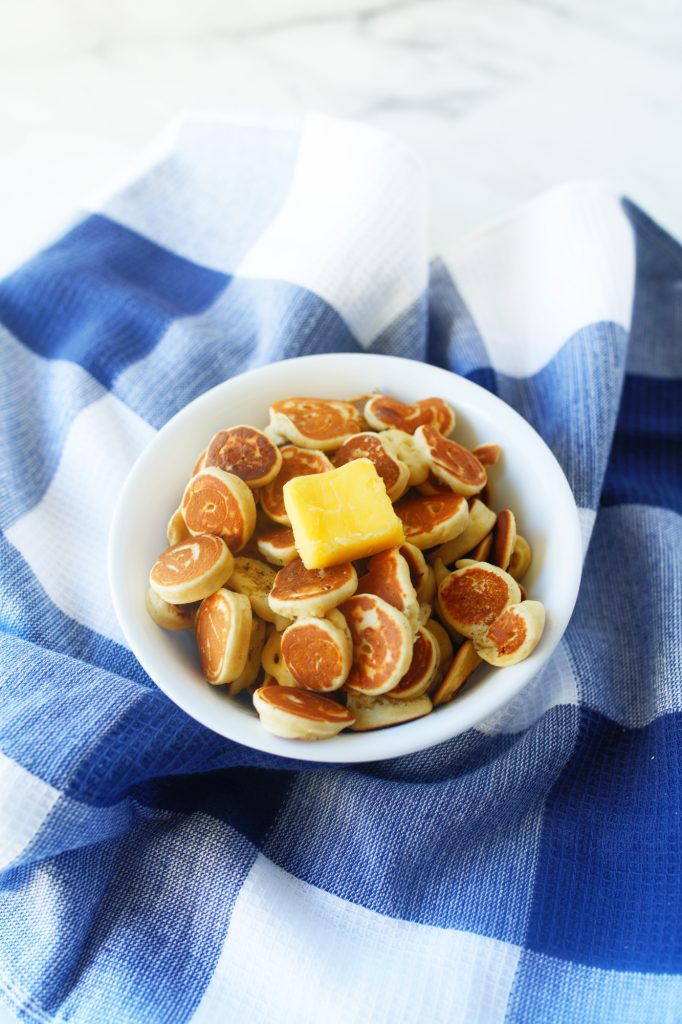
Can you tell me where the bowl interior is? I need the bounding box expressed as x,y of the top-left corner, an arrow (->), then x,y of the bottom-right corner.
108,354 -> 582,763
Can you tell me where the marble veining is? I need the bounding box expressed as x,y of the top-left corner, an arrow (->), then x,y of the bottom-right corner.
0,0 -> 681,274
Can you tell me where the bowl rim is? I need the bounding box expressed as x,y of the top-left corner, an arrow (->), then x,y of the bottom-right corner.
108,353 -> 583,763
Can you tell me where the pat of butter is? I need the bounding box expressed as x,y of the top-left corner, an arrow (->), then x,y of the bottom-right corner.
283,458 -> 405,569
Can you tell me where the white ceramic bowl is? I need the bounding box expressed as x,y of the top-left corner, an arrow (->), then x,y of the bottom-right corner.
109,354 -> 582,763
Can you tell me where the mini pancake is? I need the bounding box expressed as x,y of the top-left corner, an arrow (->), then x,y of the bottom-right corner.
227,616 -> 267,697
387,626 -> 440,700
431,557 -> 450,587
518,583 -> 528,601
491,509 -> 517,571
144,587 -> 198,631
431,555 -> 458,634
394,492 -> 469,550
416,472 -> 453,497
417,565 -> 436,606
472,443 -> 501,467
226,556 -> 283,625
418,603 -> 433,626
432,640 -> 482,706
414,425 -> 487,498
167,507 -> 190,547
333,432 -> 409,502
356,547 -> 420,634
182,467 -> 257,552
253,684 -> 355,739
400,542 -> 435,604
438,563 -> 521,641
475,600 -> 545,667
364,395 -> 455,436
260,446 -> 332,525
468,531 -> 494,562
192,448 -> 208,477
269,398 -> 364,451
326,607 -> 353,645
379,429 -> 430,486
340,593 -> 413,696
346,691 -> 432,731
269,557 -> 357,619
256,526 -> 298,566
195,589 -> 252,684
149,534 -> 234,603
261,629 -> 299,687
206,425 -> 283,488
425,618 -> 454,674
508,535 -> 532,580
281,616 -> 352,692
430,498 -> 496,566
480,481 -> 493,507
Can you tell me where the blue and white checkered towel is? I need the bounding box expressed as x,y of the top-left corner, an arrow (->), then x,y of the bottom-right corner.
1,112 -> 681,1023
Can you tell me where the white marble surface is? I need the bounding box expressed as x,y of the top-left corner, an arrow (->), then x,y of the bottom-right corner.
1,0 -> 682,278
0,2 -> 681,1021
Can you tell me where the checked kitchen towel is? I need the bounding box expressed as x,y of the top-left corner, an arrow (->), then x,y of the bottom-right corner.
0,112 -> 681,1023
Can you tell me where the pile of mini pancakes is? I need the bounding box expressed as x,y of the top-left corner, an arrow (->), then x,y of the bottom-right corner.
146,394 -> 545,741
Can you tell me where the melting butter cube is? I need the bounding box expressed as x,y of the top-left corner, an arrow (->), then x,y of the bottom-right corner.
283,458 -> 405,569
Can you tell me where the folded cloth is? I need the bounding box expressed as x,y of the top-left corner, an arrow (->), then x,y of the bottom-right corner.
0,111 -> 680,1024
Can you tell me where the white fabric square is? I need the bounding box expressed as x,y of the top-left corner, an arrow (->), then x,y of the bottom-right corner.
6,394 -> 155,645
0,753 -> 59,871
444,181 -> 635,376
236,112 -> 429,346
191,854 -> 521,1024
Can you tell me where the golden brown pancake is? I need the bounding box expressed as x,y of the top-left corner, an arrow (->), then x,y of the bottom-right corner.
507,535 -> 532,581
166,507 -> 190,547
149,534 -> 234,604
281,616 -> 352,692
364,395 -> 455,435
414,425 -> 487,497
226,556 -> 281,624
144,588 -> 198,631
333,432 -> 409,501
256,526 -> 298,566
261,629 -> 299,687
260,445 -> 332,525
469,531 -> 494,562
395,540 -> 428,598
355,547 -> 420,633
475,600 -> 545,667
430,498 -> 496,566
346,691 -> 432,730
438,562 -> 521,640
341,593 -> 413,695
416,471 -> 453,496
227,616 -> 267,697
491,509 -> 517,571
269,557 -> 358,618
432,640 -> 482,705
181,467 -> 256,552
387,626 -> 440,700
206,425 -> 282,488
425,618 -> 453,678
394,492 -> 469,549
472,443 -> 501,467
269,398 -> 364,451
195,588 -> 252,684
253,684 -> 355,739
379,429 -> 430,486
